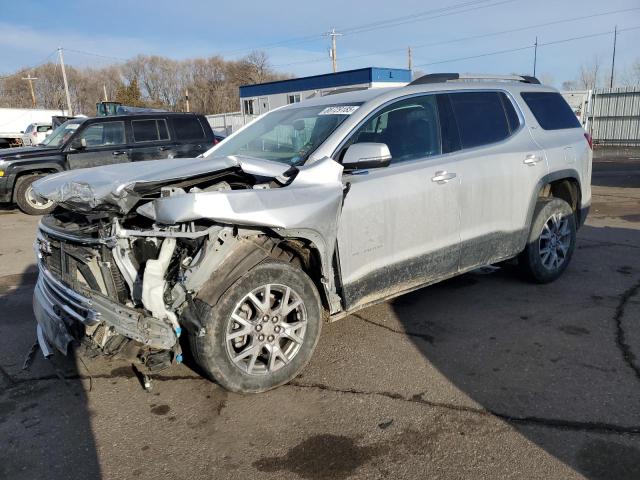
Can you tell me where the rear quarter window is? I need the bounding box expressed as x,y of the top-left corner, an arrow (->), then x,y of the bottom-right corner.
520,92 -> 581,130
171,116 -> 205,140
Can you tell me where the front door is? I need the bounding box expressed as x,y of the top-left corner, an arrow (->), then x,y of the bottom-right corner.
336,94 -> 461,311
66,120 -> 129,169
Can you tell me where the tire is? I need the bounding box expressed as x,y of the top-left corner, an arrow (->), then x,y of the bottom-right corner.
191,259 -> 323,393
519,197 -> 576,283
15,174 -> 56,215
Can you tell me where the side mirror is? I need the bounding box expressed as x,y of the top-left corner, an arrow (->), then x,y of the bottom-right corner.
342,142 -> 391,170
70,138 -> 86,150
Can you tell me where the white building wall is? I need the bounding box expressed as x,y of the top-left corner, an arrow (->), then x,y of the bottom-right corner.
241,80 -> 408,115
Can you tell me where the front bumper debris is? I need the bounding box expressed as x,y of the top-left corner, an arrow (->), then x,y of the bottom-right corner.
33,264 -> 177,355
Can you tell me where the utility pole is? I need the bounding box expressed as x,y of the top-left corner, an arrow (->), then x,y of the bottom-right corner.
325,28 -> 342,73
58,47 -> 73,116
533,36 -> 538,77
103,84 -> 108,102
185,88 -> 190,112
408,46 -> 413,72
21,73 -> 38,108
610,25 -> 617,88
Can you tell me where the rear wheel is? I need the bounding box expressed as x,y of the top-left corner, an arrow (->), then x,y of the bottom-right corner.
15,174 -> 55,215
519,197 -> 576,283
191,259 -> 322,393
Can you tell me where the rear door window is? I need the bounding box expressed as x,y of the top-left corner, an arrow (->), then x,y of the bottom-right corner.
172,116 -> 205,141
449,92 -> 511,149
436,94 -> 461,153
520,91 -> 581,130
132,119 -> 170,143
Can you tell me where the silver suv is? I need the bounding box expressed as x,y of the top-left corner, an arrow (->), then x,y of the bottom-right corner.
32,73 -> 592,393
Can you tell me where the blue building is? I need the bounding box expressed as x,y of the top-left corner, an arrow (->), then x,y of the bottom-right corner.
239,67 -> 411,115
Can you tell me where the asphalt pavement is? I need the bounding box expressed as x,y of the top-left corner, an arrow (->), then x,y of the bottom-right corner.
1,149 -> 639,479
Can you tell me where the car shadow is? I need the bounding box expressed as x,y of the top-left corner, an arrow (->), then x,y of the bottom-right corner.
388,224 -> 640,480
0,264 -> 102,479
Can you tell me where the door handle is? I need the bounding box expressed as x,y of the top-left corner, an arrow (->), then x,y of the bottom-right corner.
112,151 -> 126,156
158,146 -> 172,151
431,171 -> 457,183
524,154 -> 540,166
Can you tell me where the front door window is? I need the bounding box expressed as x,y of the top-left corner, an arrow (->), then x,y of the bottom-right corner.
78,121 -> 126,147
347,95 -> 442,164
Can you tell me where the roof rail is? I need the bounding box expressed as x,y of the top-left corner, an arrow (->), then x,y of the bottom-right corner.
409,73 -> 541,86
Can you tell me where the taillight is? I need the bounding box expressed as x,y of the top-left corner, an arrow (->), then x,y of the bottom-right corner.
584,132 -> 593,150
213,138 -> 219,145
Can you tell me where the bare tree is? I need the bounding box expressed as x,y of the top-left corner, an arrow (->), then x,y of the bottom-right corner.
0,51 -> 290,115
577,56 -> 603,90
620,58 -> 640,86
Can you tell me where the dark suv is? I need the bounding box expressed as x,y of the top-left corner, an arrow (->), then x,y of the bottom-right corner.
0,112 -> 215,214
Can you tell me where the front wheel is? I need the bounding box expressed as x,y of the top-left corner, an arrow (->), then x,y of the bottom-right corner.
15,174 -> 56,215
519,197 -> 576,283
191,260 -> 323,393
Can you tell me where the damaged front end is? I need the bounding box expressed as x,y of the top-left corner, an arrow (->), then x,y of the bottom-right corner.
31,156 -> 344,374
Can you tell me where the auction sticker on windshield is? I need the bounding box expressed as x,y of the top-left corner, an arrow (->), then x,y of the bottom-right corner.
318,106 -> 359,115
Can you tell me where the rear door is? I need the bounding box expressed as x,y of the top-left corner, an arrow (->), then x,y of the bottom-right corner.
169,116 -> 209,157
445,90 -> 547,270
129,117 -> 174,161
66,120 -> 129,169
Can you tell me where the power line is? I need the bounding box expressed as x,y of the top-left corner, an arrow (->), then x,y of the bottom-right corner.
63,48 -> 127,62
221,0 -> 508,56
341,0 -> 514,36
0,50 -> 57,79
273,6 -> 640,68
413,25 -> 640,68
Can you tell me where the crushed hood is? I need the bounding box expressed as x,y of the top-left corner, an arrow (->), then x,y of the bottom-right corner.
32,156 -> 291,213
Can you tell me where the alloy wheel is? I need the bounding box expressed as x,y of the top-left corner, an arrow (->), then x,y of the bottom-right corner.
226,283 -> 307,375
538,213 -> 571,270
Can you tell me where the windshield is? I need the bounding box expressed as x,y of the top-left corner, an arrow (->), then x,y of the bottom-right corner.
40,119 -> 84,147
208,103 -> 362,165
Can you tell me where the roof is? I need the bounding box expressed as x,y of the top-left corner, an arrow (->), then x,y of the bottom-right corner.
83,112 -> 201,122
276,79 -> 555,111
239,67 -> 411,98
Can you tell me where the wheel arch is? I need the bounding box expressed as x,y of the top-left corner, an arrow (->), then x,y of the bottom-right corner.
182,234 -> 336,337
12,166 -> 63,202
526,169 -> 583,233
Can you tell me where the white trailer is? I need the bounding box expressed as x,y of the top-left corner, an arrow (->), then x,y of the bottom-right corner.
0,108 -> 68,148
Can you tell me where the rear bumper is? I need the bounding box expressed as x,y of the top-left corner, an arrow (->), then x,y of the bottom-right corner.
578,203 -> 590,228
32,263 -> 177,356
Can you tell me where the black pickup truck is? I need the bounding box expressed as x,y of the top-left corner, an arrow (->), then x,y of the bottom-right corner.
0,112 -> 216,214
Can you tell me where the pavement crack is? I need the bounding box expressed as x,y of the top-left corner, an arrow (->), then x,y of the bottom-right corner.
578,238 -> 640,250
613,278 -> 640,382
289,381 -> 640,435
352,313 -> 434,343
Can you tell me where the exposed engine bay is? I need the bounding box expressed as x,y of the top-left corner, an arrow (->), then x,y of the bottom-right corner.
32,155 -> 344,373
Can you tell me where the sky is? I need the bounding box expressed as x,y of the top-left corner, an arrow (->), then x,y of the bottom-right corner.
1,0 -> 639,87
